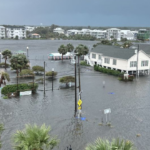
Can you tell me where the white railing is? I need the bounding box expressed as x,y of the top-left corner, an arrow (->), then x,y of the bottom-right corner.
84,55 -> 94,66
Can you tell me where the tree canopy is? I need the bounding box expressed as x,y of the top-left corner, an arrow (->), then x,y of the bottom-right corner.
10,54 -> 29,72
32,65 -> 44,73
46,71 -> 57,76
85,138 -> 135,150
2,49 -> 12,69
58,45 -> 68,60
20,69 -> 35,77
13,124 -> 59,150
75,44 -> 89,56
0,71 -> 10,86
59,76 -> 75,83
66,43 -> 74,52
0,124 -> 4,149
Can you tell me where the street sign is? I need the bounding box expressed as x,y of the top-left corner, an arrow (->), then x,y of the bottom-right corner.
78,99 -> 82,106
104,108 -> 111,114
20,91 -> 31,96
78,106 -> 81,110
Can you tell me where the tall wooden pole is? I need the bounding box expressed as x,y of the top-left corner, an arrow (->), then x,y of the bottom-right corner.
44,61 -> 45,95
74,56 -> 77,117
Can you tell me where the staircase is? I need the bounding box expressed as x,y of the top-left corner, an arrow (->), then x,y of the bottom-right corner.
84,55 -> 94,66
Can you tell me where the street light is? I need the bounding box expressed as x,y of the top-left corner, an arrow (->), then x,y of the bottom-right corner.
52,68 -> 54,91
26,46 -> 29,57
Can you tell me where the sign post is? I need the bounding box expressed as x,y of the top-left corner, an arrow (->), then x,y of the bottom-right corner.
104,108 -> 111,124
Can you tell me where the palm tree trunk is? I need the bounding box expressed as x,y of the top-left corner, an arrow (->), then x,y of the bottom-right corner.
62,54 -> 63,61
5,58 -> 7,70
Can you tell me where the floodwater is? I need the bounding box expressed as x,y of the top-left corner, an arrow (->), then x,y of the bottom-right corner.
0,40 -> 150,150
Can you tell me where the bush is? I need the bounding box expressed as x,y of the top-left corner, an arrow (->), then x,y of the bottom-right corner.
0,62 -> 10,68
80,61 -> 90,66
1,83 -> 38,95
46,71 -> 57,76
3,96 -> 8,99
94,65 -> 123,76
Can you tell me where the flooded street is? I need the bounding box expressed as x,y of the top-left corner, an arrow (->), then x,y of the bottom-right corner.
0,40 -> 150,150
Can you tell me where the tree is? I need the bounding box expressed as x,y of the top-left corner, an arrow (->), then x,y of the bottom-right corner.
66,43 -> 74,52
2,49 -> 12,69
15,35 -> 19,40
122,41 -> 132,48
58,45 -> 67,61
10,54 -> 29,76
32,65 -> 44,74
13,124 -> 59,150
75,44 -> 89,64
59,76 -> 75,87
0,124 -> 4,149
46,71 -> 57,77
0,71 -> 10,87
85,138 -> 135,150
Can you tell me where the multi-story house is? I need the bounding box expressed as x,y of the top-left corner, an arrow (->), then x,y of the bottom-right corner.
25,26 -> 35,32
106,28 -> 121,41
0,26 -> 6,39
120,30 -> 135,40
6,26 -> 26,39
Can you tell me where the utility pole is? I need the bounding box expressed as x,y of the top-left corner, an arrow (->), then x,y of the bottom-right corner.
74,55 -> 77,117
136,44 -> 139,79
44,61 -> 45,95
78,56 -> 81,98
52,68 -> 54,91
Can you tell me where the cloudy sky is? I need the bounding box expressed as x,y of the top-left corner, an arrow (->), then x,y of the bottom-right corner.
0,0 -> 150,27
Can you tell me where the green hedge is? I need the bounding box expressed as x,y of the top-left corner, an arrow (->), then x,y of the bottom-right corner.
94,65 -> 124,76
1,83 -> 38,95
0,62 -> 10,68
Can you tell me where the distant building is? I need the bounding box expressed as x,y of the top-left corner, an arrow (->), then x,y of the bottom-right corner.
25,26 -> 35,32
137,29 -> 150,40
6,26 -> 26,39
106,28 -> 121,41
0,26 -> 5,39
53,28 -> 64,34
120,30 -> 135,40
28,33 -> 41,38
66,29 -> 80,36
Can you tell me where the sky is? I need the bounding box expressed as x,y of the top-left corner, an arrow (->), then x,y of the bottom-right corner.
0,0 -> 150,27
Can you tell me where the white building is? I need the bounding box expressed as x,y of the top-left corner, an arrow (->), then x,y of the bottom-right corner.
87,44 -> 150,75
53,28 -> 64,34
0,26 -> 5,39
25,26 -> 35,32
106,28 -> 121,41
66,29 -> 80,36
120,30 -> 135,40
6,27 -> 26,39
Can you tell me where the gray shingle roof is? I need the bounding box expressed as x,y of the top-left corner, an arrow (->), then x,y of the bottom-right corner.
91,45 -> 135,59
91,44 -> 150,59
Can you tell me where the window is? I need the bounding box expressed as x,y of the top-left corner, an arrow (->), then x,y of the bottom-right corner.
99,55 -> 101,60
104,58 -> 110,64
141,60 -> 148,67
113,59 -> 117,65
92,53 -> 96,59
130,61 -> 137,67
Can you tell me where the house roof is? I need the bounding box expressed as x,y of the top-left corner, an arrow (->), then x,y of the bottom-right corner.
92,44 -> 150,60
91,45 -> 136,60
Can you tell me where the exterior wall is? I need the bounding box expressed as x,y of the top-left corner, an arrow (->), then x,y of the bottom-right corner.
106,28 -> 121,41
6,28 -> 26,39
90,52 -> 128,70
127,51 -> 150,71
53,28 -> 64,34
25,26 -> 35,32
0,26 -> 5,39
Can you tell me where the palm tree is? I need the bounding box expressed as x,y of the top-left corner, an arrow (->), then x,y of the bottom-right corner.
13,124 -> 59,150
0,71 -> 10,87
75,44 -> 89,64
85,138 -> 136,150
58,45 -> 67,61
0,124 -> 4,149
66,43 -> 74,52
2,49 -> 12,69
